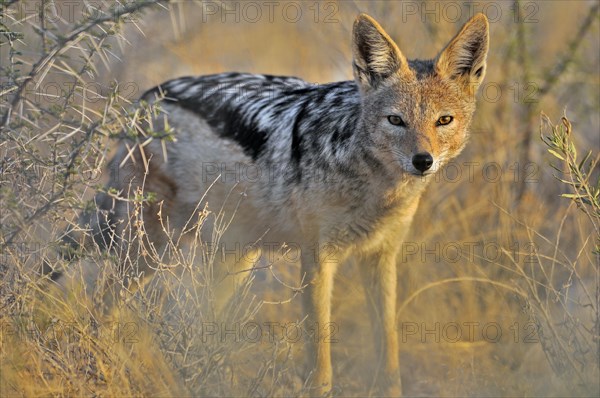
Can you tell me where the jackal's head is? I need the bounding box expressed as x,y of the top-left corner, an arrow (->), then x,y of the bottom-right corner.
352,13 -> 489,176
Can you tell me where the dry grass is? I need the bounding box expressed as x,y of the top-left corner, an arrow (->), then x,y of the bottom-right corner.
1,1 -> 598,397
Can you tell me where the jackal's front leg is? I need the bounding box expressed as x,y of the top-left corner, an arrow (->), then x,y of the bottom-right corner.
360,251 -> 402,396
301,243 -> 339,396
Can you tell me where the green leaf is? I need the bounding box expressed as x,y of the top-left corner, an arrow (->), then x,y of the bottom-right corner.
570,141 -> 577,159
579,151 -> 592,171
547,149 -> 565,160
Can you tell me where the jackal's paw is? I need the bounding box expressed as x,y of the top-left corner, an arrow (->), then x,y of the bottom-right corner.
308,380 -> 333,397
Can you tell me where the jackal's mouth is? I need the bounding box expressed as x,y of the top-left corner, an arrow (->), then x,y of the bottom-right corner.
399,163 -> 431,177
408,171 -> 434,178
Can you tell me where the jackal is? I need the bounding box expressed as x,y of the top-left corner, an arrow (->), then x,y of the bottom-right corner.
65,12 -> 489,396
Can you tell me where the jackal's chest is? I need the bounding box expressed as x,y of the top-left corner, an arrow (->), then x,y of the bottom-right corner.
316,194 -> 422,254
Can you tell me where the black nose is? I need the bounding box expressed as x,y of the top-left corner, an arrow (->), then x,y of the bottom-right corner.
412,152 -> 434,173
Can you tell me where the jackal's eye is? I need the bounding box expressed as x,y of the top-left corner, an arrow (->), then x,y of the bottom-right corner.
436,115 -> 453,126
387,115 -> 406,127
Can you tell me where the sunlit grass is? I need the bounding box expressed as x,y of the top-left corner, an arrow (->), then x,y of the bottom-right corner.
1,1 -> 598,396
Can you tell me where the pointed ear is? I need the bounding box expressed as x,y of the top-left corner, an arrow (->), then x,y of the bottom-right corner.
435,13 -> 489,91
352,14 -> 411,90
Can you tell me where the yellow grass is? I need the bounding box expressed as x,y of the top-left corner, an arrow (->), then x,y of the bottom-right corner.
1,1 -> 598,396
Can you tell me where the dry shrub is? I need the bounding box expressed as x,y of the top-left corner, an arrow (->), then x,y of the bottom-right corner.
1,1 -> 598,396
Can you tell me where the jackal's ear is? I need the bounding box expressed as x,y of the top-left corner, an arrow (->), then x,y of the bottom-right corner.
435,13 -> 489,91
352,14 -> 411,90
